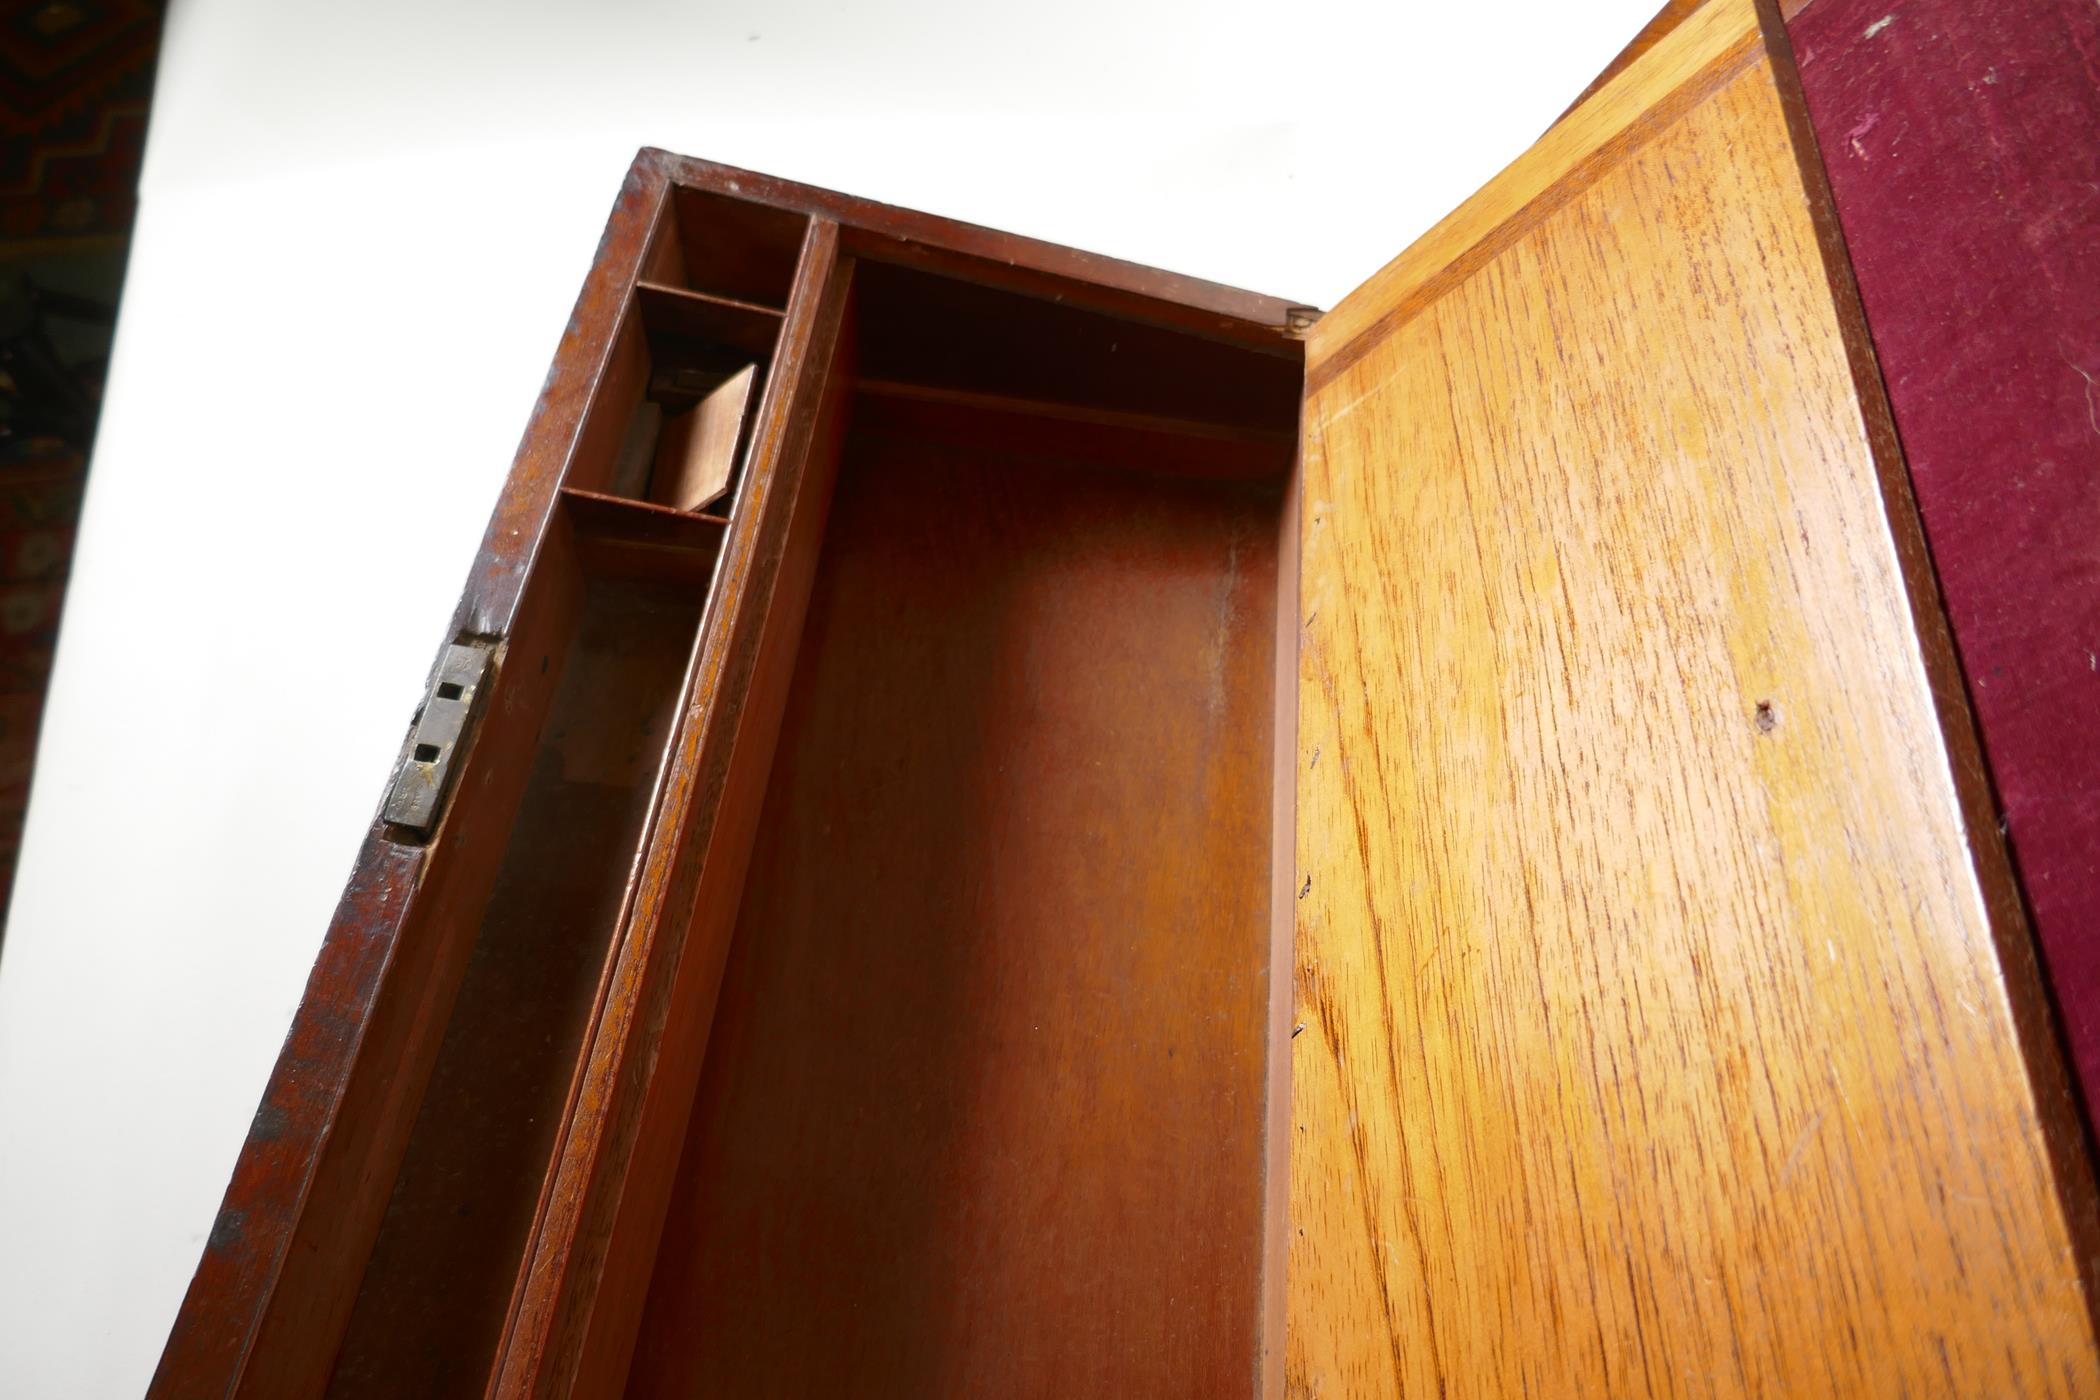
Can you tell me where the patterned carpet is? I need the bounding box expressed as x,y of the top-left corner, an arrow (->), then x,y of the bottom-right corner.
2,0 -> 156,244
0,0 -> 161,919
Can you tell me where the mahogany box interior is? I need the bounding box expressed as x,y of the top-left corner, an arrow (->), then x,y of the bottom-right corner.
319,179 -> 1304,1397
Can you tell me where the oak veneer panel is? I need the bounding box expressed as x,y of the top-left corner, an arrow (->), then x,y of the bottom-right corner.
1304,0 -> 1759,390
627,402 -> 1289,1398
1561,0 -> 1708,117
1562,0 -> 1818,120
1289,0 -> 2100,1394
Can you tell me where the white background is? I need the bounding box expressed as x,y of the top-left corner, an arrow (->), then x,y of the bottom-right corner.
0,0 -> 1652,1392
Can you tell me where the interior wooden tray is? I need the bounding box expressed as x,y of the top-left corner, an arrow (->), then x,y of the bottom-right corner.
625,280 -> 1298,1397
291,176 -> 1307,1399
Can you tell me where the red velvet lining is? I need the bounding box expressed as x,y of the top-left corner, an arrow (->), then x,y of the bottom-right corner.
1792,0 -> 2100,1107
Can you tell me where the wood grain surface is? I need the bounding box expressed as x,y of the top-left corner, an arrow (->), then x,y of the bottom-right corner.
1304,0 -> 1759,391
1560,0 -> 1710,120
325,567 -> 702,1398
625,395 -> 1291,1398
1289,0 -> 2100,1393
487,226 -> 854,1400
153,133 -> 1310,1393
648,363 -> 755,512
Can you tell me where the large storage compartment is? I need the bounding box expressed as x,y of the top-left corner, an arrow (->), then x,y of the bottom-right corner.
626,286 -> 1298,1393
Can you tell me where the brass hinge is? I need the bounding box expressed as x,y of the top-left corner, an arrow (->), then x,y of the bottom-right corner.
1284,306 -> 1323,337
383,640 -> 493,839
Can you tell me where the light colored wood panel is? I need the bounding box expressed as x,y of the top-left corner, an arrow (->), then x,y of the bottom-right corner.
1304,0 -> 1760,387
1560,0 -> 1819,123
1289,15 -> 2100,1397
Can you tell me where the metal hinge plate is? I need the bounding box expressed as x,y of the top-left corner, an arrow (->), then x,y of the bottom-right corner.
382,641 -> 492,838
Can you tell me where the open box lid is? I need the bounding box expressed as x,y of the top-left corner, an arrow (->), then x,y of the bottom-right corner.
151,0 -> 2100,1394
1289,0 -> 2094,1390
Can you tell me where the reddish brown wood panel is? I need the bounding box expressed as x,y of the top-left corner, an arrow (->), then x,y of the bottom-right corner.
625,397 -> 1291,1398
327,564 -> 702,1398
851,260 -> 1303,438
1789,0 -> 2100,1115
152,138 -> 1309,1396
489,227 -> 858,1400
148,162 -> 672,1400
560,488 -> 726,588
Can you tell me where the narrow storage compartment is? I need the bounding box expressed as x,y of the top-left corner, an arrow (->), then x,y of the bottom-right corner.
579,187 -> 813,513
583,304 -> 778,513
318,198 -> 816,1400
649,184 -> 810,309
621,264 -> 1301,1397
325,501 -> 721,1398
627,279 -> 781,513
563,487 -> 733,585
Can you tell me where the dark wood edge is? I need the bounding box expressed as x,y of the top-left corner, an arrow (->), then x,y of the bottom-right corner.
1755,0 -> 2100,1334
854,378 -> 1298,447
149,534 -> 586,1398
563,490 -> 729,587
463,158 -> 675,637
147,833 -> 425,1400
562,486 -> 734,535
638,148 -> 1315,355
149,157 -> 672,1400
634,281 -> 785,321
1259,465 -> 1302,1399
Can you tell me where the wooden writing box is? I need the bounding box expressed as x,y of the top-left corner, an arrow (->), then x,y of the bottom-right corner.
154,0 -> 2100,1395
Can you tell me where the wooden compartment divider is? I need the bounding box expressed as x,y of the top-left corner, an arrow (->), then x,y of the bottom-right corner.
633,281 -> 785,362
488,220 -> 855,1400
321,223 -> 831,1394
560,488 -> 729,588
